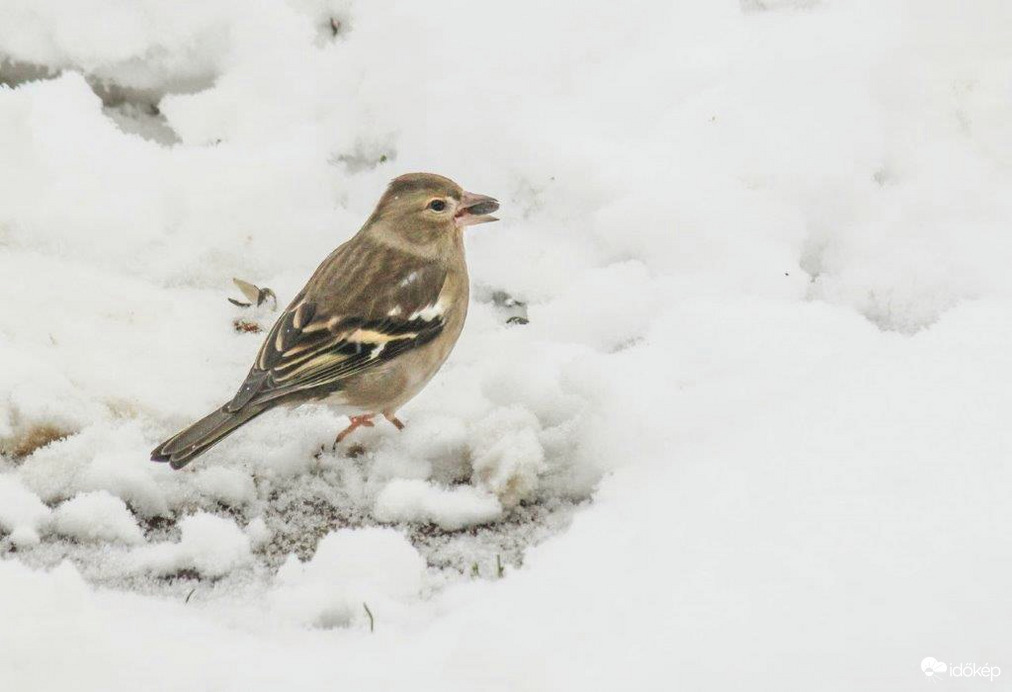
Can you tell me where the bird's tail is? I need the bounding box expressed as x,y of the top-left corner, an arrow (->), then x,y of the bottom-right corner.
150,403 -> 266,469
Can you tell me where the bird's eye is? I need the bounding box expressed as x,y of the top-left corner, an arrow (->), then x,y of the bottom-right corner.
428,199 -> 446,212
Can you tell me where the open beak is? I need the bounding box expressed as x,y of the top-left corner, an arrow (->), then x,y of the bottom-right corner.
455,191 -> 500,227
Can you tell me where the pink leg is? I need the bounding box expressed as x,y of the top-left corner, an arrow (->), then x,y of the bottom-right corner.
334,414 -> 375,445
384,412 -> 406,431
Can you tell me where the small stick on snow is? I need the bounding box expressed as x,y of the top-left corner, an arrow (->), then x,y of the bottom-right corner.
363,602 -> 374,633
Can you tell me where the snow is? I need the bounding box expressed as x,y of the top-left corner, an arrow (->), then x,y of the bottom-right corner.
2,0 -> 1012,689
373,479 -> 503,530
0,476 -> 49,547
51,490 -> 144,545
130,512 -> 252,578
192,466 -> 257,507
469,406 -> 546,507
244,515 -> 272,548
272,527 -> 425,628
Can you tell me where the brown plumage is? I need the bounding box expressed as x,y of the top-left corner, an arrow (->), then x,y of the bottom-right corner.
151,173 -> 499,469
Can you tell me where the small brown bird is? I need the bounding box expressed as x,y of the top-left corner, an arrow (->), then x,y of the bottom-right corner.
151,173 -> 499,469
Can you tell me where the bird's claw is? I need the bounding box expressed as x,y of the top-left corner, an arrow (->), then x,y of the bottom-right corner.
334,414 -> 376,447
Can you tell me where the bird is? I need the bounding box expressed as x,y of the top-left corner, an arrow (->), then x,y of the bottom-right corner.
151,172 -> 499,469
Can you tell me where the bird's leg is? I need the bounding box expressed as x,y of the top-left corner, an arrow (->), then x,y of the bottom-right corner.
384,412 -> 406,431
334,414 -> 375,447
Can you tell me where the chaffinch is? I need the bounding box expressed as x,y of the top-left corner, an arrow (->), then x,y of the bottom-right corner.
151,173 -> 499,468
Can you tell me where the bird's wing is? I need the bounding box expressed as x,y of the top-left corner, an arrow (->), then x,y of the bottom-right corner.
225,241 -> 450,412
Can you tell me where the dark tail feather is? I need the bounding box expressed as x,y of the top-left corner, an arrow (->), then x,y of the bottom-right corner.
151,403 -> 266,469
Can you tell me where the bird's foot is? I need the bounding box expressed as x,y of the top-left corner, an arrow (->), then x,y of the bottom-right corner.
331,413 -> 405,451
333,414 -> 376,449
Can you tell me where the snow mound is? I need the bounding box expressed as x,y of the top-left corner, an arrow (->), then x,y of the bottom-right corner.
51,490 -> 143,545
191,467 -> 256,508
131,512 -> 251,578
469,406 -> 546,508
272,527 -> 424,629
0,476 -> 50,547
374,479 -> 503,531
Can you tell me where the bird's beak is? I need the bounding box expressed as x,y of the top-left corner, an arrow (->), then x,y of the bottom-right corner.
455,191 -> 500,227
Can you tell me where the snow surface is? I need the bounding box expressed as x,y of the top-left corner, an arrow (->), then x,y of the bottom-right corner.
374,479 -> 503,530
2,0 -> 1012,689
50,489 -> 144,545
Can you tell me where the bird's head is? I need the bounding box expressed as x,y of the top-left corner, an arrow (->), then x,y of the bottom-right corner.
364,173 -> 499,252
